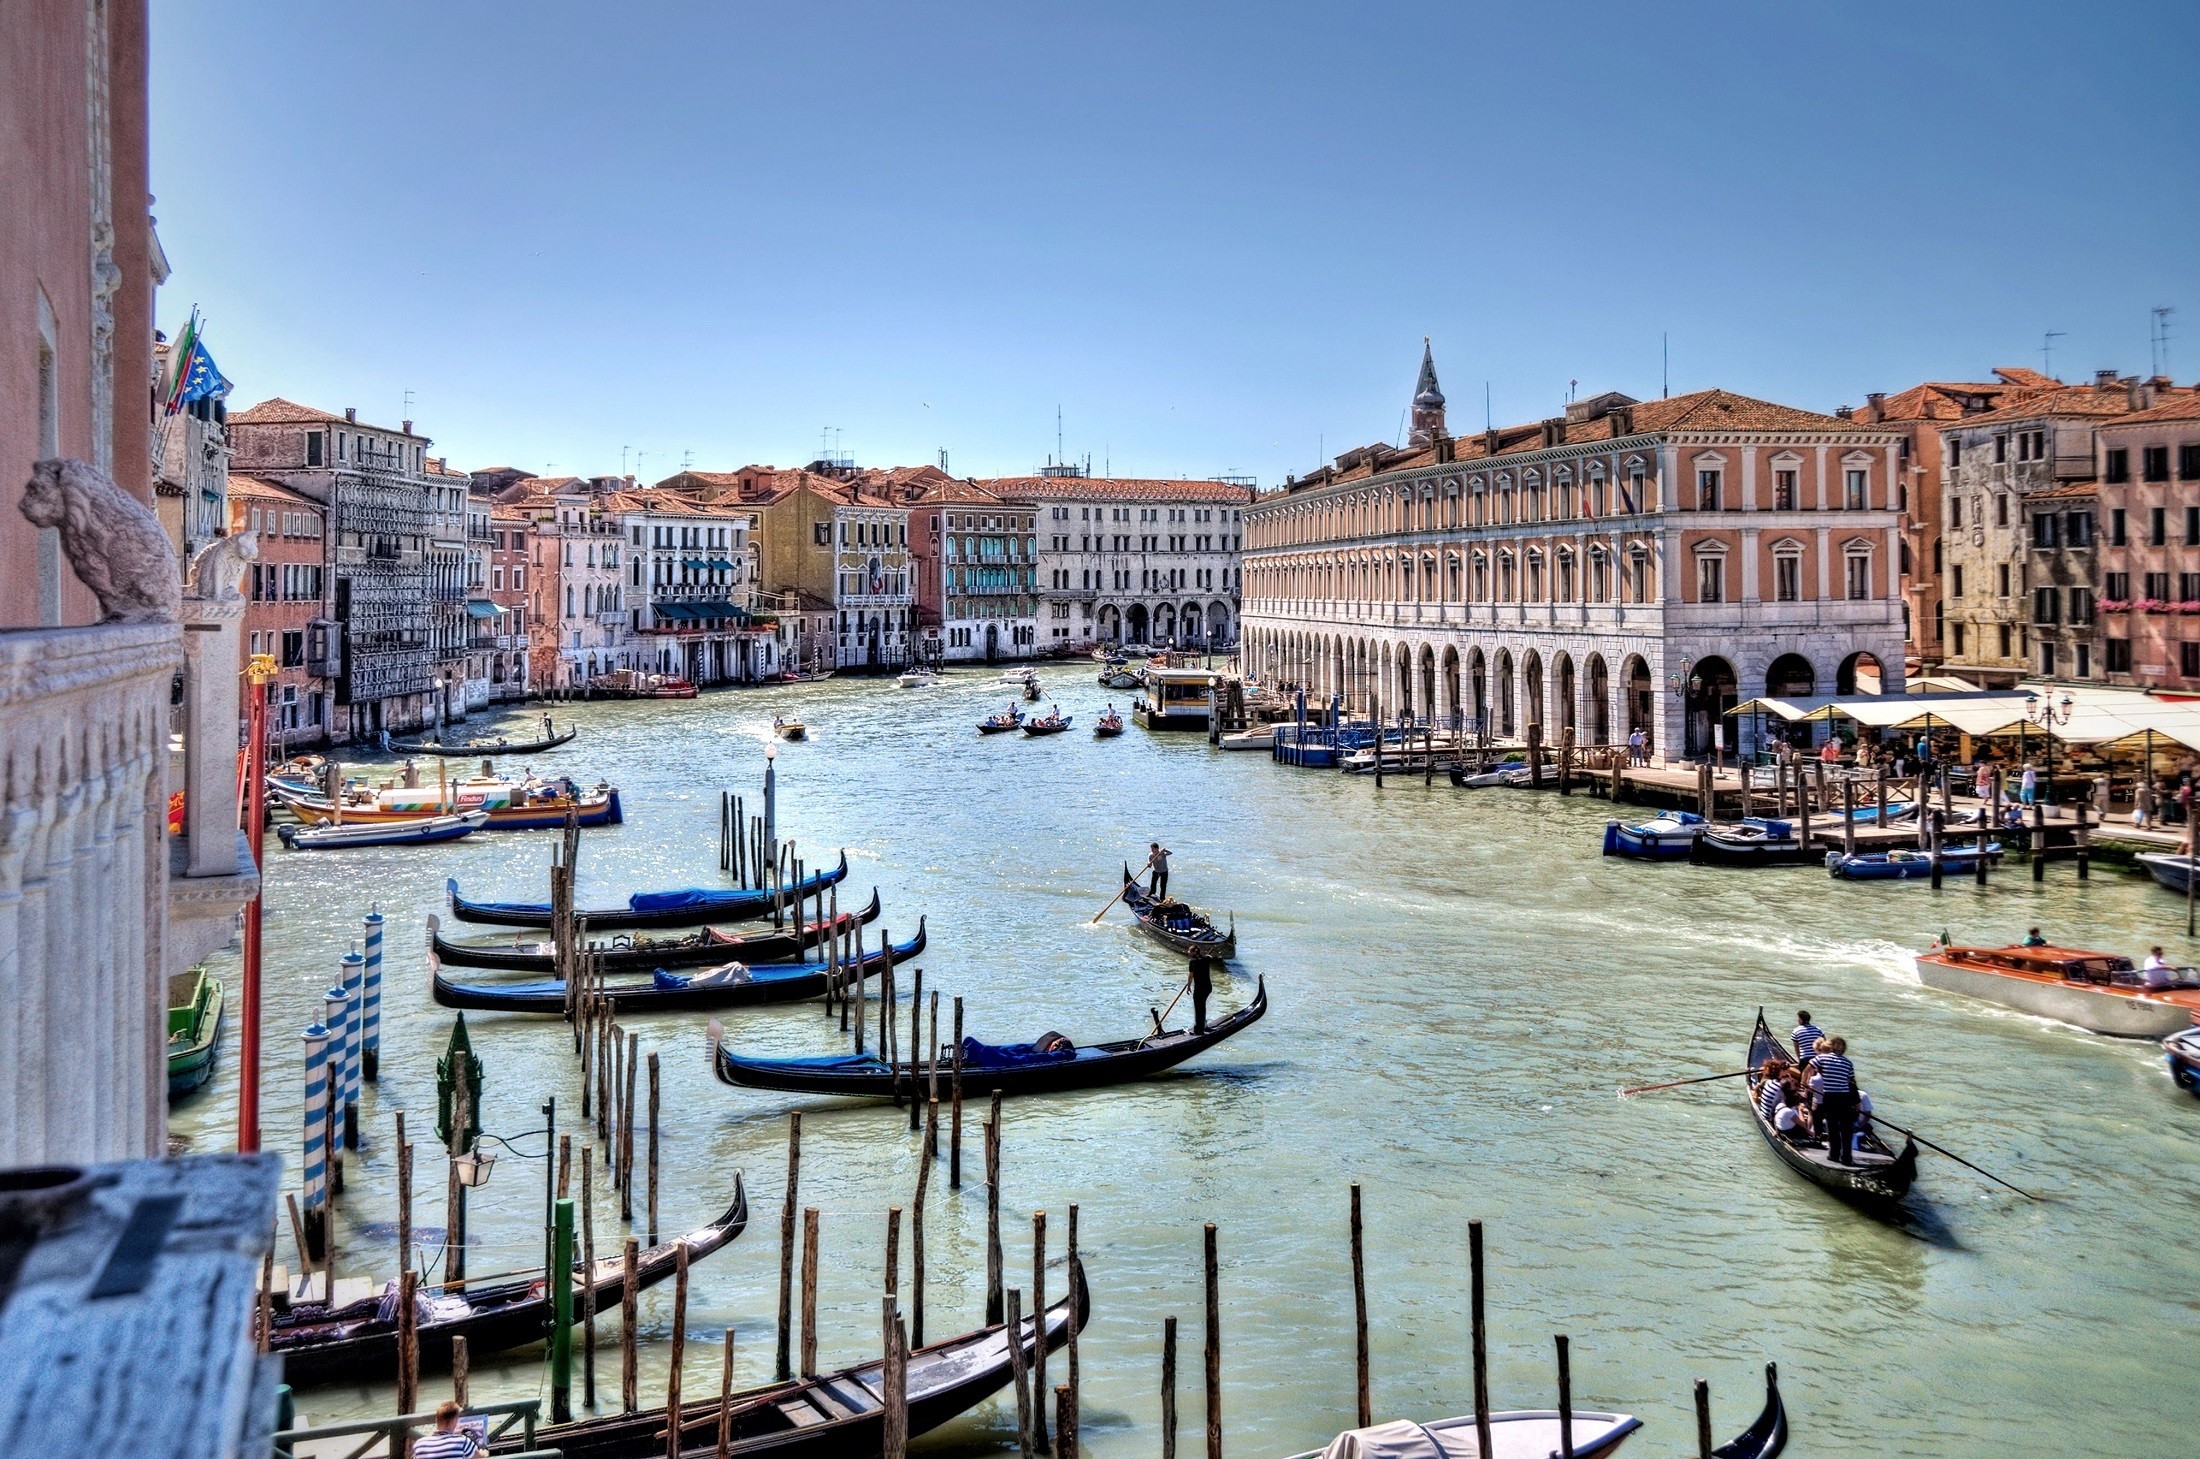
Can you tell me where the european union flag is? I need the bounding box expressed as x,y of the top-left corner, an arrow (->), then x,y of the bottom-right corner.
177,340 -> 232,407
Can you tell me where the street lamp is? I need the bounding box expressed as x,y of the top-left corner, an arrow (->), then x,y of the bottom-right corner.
2025,689 -> 2074,805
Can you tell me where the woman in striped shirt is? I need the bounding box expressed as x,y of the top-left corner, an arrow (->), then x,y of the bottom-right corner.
1811,1037 -> 1860,1165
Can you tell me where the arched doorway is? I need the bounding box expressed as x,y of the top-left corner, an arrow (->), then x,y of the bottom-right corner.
1396,642 -> 1415,716
1209,601 -> 1231,645
1523,651 -> 1545,736
1440,646 -> 1461,727
1686,656 -> 1739,760
1766,653 -> 1816,698
1099,604 -> 1122,643
1127,603 -> 1148,642
1623,656 -> 1653,747
1495,649 -> 1515,738
1468,648 -> 1488,735
1155,603 -> 1177,643
1837,651 -> 1884,696
984,623 -> 999,663
1585,655 -> 1609,744
1419,646 -> 1437,721
1555,653 -> 1577,739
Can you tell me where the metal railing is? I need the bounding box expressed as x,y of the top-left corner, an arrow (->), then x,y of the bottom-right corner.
273,1396 -> 540,1459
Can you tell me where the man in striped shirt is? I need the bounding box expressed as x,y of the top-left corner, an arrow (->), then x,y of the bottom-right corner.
1811,1037 -> 1860,1164
1791,1012 -> 1825,1060
414,1404 -> 483,1459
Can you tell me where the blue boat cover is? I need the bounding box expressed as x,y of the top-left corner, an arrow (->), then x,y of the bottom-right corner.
959,1035 -> 1077,1071
630,888 -> 748,913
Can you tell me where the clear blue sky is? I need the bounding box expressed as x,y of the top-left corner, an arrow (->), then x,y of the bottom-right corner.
152,2 -> 2200,487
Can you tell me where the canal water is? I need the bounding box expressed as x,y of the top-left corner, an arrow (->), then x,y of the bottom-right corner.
173,668 -> 2200,1456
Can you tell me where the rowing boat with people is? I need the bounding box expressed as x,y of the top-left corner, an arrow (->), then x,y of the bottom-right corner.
447,852 -> 850,931
710,978 -> 1267,1100
1745,1011 -> 1916,1208
426,890 -> 878,971
386,723 -> 577,757
1119,866 -> 1236,957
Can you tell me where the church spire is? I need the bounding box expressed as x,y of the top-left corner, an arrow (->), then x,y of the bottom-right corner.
1408,337 -> 1446,446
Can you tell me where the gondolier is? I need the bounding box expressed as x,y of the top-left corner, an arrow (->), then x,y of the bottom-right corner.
1812,1037 -> 1860,1165
1189,954 -> 1212,1033
1145,841 -> 1171,898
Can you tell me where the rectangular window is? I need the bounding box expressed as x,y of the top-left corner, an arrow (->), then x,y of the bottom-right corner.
1995,494 -> 2008,526
1953,622 -> 1966,654
2182,573 -> 2200,602
306,433 -> 324,466
1994,434 -> 2007,464
2184,641 -> 2200,679
2107,637 -> 2132,673
1696,556 -> 1724,603
2070,587 -> 2094,624
1774,555 -> 1800,602
2188,505 -> 2200,545
2151,507 -> 2168,546
2032,513 -> 2059,548
2040,642 -> 2056,675
2181,444 -> 2200,481
2105,448 -> 2130,483
1845,469 -> 1867,510
1998,623 -> 2014,658
1952,565 -> 1965,597
2105,572 -> 2131,600
2145,572 -> 2172,601
2077,642 -> 2091,677
2068,510 -> 2093,546
2112,508 -> 2128,545
1773,469 -> 1797,510
2144,446 -> 2170,482
1949,437 -> 1963,467
1697,470 -> 1721,510
2034,587 -> 2059,624
1846,555 -> 1870,601
1997,563 -> 2010,597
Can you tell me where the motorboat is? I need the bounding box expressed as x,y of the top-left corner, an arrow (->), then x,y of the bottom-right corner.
1602,810 -> 1706,858
1913,942 -> 2200,1037
277,809 -> 490,850
2166,1027 -> 2200,1093
2138,851 -> 2200,895
1825,844 -> 2001,880
1689,817 -> 1818,868
1099,668 -> 1142,689
896,667 -> 942,688
1217,725 -> 1273,751
774,716 -> 808,741
1448,760 -> 1527,788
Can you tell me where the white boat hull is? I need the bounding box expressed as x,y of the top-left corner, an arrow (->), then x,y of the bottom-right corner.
1218,728 -> 1272,751
1914,959 -> 2195,1038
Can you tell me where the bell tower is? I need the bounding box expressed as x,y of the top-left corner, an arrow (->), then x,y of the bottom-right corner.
1408,337 -> 1447,446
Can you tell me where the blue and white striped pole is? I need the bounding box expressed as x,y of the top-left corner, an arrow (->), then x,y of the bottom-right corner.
302,1022 -> 330,1262
361,906 -> 384,1080
340,945 -> 364,1149
323,986 -> 350,1192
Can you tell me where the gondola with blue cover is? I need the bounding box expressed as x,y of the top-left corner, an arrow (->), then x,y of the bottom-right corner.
430,922 -> 926,1015
1602,810 -> 1705,858
427,890 -> 878,972
710,978 -> 1267,1101
446,851 -> 850,930
1825,843 -> 2002,880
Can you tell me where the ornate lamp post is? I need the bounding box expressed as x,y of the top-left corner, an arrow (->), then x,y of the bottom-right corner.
2025,689 -> 2074,805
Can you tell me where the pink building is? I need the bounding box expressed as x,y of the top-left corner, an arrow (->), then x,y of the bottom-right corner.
2096,393 -> 2200,690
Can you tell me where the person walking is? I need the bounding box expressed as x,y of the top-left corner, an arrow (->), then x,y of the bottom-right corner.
2019,761 -> 2038,807
1188,954 -> 1213,1033
1812,1037 -> 1860,1165
1144,841 -> 1172,898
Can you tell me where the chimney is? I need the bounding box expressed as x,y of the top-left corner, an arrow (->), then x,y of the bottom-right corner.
1865,391 -> 1886,422
1609,405 -> 1634,437
344,407 -> 357,422
1835,405 -> 1854,420
2095,369 -> 2120,391
2128,378 -> 2153,411
402,419 -> 413,435
1541,418 -> 1566,448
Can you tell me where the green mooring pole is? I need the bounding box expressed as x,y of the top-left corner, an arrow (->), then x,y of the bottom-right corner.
552,1196 -> 575,1422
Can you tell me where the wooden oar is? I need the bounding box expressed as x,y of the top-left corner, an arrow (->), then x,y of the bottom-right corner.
1089,874 -> 1137,925
1618,1069 -> 1755,1097
1871,1116 -> 2045,1202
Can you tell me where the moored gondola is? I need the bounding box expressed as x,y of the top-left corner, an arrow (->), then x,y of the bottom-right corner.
1688,818 -> 1818,868
446,852 -> 850,930
711,977 -> 1267,1100
426,890 -> 878,971
489,1257 -> 1086,1459
386,723 -> 578,757
1120,865 -> 1236,958
275,1178 -> 745,1386
1746,1011 -> 1916,1208
431,922 -> 927,1014
1713,1363 -> 1790,1459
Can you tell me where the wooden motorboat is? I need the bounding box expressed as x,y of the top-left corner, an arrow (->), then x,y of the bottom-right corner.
1824,843 -> 2001,880
426,891 -> 879,972
712,978 -> 1266,1100
1913,942 -> 2200,1037
490,1257 -> 1085,1459
2165,1027 -> 2200,1094
448,852 -> 850,931
387,723 -> 577,757
595,670 -> 698,699
272,778 -> 623,831
274,1180 -> 746,1387
1022,711 -> 1072,736
1120,866 -> 1236,958
431,923 -> 926,1015
977,707 -> 1024,734
1094,710 -> 1125,739
1602,810 -> 1705,858
1746,1011 -> 1916,1208
896,667 -> 941,688
278,808 -> 489,850
2138,851 -> 2200,894
1099,669 -> 1141,690
1216,725 -> 1271,751
1449,760 -> 1528,788
774,716 -> 808,741
166,968 -> 224,1103
1688,818 -> 1818,868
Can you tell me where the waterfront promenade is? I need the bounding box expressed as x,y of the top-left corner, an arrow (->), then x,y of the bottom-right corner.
173,668 -> 2200,1457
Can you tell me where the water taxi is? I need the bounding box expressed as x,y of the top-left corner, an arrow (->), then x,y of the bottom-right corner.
774,715 -> 808,741
1913,942 -> 2200,1037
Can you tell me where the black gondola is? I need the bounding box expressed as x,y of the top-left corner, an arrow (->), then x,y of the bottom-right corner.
431,922 -> 927,1014
446,851 -> 850,930
1713,1363 -> 1790,1459
387,724 -> 578,757
1746,1010 -> 1916,1207
1120,865 -> 1237,958
426,890 -> 879,972
712,977 -> 1267,1100
490,1259 -> 1087,1459
1688,818 -> 1820,868
274,1178 -> 745,1386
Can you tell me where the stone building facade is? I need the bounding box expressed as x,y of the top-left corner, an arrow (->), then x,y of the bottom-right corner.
608,484 -> 769,685
151,338 -> 232,565
1241,351 -> 1906,762
900,476 -> 1040,663
229,475 -> 333,745
2095,394 -> 2200,689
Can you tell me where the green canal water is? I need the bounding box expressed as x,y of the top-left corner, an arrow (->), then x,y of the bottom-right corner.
173,669 -> 2200,1456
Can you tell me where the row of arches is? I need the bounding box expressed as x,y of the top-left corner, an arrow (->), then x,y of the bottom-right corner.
1094,600 -> 1235,645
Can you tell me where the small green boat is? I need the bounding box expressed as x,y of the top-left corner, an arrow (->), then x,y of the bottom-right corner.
167,968 -> 225,1102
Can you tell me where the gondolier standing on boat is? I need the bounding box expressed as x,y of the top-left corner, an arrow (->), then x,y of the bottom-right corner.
1812,1037 -> 1860,1165
1145,841 -> 1171,898
1188,954 -> 1212,1033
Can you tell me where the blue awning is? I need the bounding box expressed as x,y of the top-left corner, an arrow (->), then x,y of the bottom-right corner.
464,599 -> 500,619
708,558 -> 735,571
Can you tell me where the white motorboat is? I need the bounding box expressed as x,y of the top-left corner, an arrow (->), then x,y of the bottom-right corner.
1913,942 -> 2200,1038
896,667 -> 942,688
276,809 -> 490,850
1289,1410 -> 1643,1459
1217,726 -> 1273,751
1448,762 -> 1529,788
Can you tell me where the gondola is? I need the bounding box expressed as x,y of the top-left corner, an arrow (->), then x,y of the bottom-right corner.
1713,1363 -> 1790,1459
386,724 -> 577,757
1824,843 -> 2002,880
711,977 -> 1268,1100
425,890 -> 879,972
977,708 -> 1024,734
1023,712 -> 1072,736
275,1178 -> 746,1386
446,851 -> 850,930
278,808 -> 489,850
1602,810 -> 1705,858
1746,1011 -> 1916,1208
1093,711 -> 1125,739
431,922 -> 927,1015
490,1258 -> 1086,1459
1120,866 -> 1237,958
1687,817 -> 1818,868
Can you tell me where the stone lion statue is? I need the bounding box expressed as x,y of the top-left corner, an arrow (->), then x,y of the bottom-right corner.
20,457 -> 181,623
189,529 -> 258,603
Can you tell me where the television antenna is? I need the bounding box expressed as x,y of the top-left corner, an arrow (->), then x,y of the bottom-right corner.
2041,330 -> 2066,379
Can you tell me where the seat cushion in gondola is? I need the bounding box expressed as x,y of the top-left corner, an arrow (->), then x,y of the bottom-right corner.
627,888 -> 723,913
656,963 -> 752,990
958,1035 -> 1078,1071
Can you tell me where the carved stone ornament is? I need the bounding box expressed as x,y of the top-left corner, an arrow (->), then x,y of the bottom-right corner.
188,529 -> 258,603
20,457 -> 183,623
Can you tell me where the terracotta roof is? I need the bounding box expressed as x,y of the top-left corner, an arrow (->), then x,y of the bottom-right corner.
2101,392 -> 2200,426
1951,381 -> 2195,429
1866,380 -> 2027,423
662,467 -> 911,510
598,486 -> 748,517
901,478 -> 1014,506
228,398 -> 426,437
976,476 -> 1257,504
226,475 -> 319,506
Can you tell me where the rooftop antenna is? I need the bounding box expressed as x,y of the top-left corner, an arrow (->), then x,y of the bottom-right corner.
620,445 -> 630,475
1568,378 -> 1578,405
634,450 -> 647,479
1661,334 -> 1669,399
937,448 -> 949,472
2151,306 -> 2176,377
1056,406 -> 1064,465
2041,330 -> 2065,380
403,388 -> 416,422
1484,382 -> 1492,431
681,449 -> 693,469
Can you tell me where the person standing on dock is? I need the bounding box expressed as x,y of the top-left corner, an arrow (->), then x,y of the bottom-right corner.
1145,841 -> 1172,898
1188,955 -> 1213,1033
2019,760 -> 2038,806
